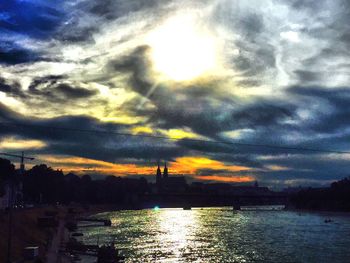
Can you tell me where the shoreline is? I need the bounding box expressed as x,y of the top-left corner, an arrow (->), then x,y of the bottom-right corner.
0,204 -> 117,263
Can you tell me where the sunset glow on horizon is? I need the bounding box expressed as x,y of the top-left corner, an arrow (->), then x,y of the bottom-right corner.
33,155 -> 254,183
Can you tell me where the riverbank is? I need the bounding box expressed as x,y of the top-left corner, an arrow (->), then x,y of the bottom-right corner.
0,207 -> 57,262
0,204 -> 116,263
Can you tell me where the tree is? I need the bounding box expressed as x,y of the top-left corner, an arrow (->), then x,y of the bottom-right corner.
23,164 -> 65,203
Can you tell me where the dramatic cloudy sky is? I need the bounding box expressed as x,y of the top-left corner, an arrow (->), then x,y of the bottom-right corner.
1,0 -> 350,188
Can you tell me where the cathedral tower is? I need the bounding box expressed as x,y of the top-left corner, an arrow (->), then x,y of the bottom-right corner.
156,162 -> 162,185
163,162 -> 168,178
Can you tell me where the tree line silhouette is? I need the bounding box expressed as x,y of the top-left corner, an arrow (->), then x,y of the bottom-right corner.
1,157 -> 350,211
0,158 -> 149,205
291,177 -> 350,211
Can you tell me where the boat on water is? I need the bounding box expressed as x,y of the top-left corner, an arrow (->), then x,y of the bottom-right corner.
97,244 -> 125,263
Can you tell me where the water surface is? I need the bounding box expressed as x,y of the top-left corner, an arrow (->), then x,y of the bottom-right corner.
79,207 -> 350,262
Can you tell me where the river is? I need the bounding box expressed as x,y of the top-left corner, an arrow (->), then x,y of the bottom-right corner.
78,207 -> 350,262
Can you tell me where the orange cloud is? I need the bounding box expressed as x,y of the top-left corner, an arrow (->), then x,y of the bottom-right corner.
35,155 -> 255,183
194,175 -> 254,183
37,155 -> 155,176
170,156 -> 251,174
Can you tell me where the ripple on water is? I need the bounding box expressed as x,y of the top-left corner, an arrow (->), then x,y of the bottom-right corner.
79,208 -> 350,263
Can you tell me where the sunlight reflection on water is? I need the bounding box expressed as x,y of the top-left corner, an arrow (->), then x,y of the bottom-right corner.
79,207 -> 350,263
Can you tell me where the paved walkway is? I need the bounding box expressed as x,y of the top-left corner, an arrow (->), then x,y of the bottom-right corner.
46,219 -> 71,263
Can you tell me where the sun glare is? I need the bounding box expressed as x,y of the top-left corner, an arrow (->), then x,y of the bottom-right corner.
147,13 -> 219,82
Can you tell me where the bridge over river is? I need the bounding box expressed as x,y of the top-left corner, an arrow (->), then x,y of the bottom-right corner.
139,193 -> 289,210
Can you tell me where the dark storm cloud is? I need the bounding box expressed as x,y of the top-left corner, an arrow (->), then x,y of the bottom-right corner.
0,42 -> 41,65
57,25 -> 97,43
234,54 -> 253,72
0,77 -> 24,98
55,84 -> 97,99
289,0 -> 323,10
289,86 -> 350,133
238,12 -> 264,38
0,102 -> 185,163
0,78 -> 11,93
290,0 -> 350,81
39,118 -> 183,162
149,101 -> 229,137
26,75 -> 97,101
143,95 -> 296,139
109,45 -> 152,96
212,153 -> 264,169
54,0 -> 177,44
331,2 -> 350,51
213,3 -> 277,85
28,75 -> 65,91
233,43 -> 276,84
295,70 -> 322,83
231,102 -> 295,129
256,152 -> 350,185
0,78 -> 14,93
196,168 -> 248,176
86,0 -> 168,21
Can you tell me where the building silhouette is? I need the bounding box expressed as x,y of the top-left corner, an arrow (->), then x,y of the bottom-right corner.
155,162 -> 187,193
156,162 -> 162,187
163,163 -> 168,178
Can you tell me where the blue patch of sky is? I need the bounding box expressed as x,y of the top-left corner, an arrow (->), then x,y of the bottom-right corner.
0,0 -> 67,40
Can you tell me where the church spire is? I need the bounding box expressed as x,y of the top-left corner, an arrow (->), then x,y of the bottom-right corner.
156,161 -> 162,185
163,162 -> 168,178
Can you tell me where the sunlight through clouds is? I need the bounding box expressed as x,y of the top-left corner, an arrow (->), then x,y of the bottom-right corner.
1,0 -> 350,186
146,11 -> 222,82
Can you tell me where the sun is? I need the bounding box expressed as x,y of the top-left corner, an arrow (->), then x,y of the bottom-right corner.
146,13 -> 219,82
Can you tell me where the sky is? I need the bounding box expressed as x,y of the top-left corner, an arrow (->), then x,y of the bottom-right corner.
1,0 -> 350,188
